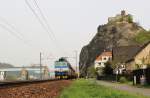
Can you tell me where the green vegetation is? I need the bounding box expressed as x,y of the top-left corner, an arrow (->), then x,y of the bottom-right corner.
102,62 -> 113,75
59,79 -> 148,98
119,77 -> 127,83
127,14 -> 133,23
87,66 -> 97,78
134,30 -> 150,44
147,64 -> 150,68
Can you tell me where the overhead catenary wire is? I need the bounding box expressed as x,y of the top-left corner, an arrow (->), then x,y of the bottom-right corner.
0,17 -> 44,50
0,17 -> 32,46
25,0 -> 77,69
25,0 -> 53,40
25,0 -> 68,55
25,0 -> 63,54
32,0 -> 68,55
32,0 -> 56,40
0,23 -> 30,46
32,0 -> 64,48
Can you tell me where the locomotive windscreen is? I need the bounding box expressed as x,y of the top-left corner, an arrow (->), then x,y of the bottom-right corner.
54,61 -> 68,71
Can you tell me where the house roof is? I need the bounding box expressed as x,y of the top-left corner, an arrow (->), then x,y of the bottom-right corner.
96,56 -> 102,61
101,51 -> 112,57
113,46 -> 141,63
113,41 -> 150,63
96,51 -> 112,61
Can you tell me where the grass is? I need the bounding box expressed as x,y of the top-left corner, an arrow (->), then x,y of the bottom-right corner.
59,79 -> 148,98
134,31 -> 150,44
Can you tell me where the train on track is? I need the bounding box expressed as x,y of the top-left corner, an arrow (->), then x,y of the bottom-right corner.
54,57 -> 77,79
0,57 -> 76,85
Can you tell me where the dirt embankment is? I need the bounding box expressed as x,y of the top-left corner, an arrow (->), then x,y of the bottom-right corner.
0,80 -> 72,98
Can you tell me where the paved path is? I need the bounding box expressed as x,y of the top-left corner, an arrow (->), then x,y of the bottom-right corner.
95,80 -> 150,97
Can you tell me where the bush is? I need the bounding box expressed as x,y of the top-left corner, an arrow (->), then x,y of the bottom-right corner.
102,62 -> 113,75
147,64 -> 150,68
119,77 -> 127,83
87,66 -> 97,78
127,14 -> 133,23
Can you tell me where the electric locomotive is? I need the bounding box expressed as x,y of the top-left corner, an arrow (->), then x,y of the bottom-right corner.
54,57 -> 76,79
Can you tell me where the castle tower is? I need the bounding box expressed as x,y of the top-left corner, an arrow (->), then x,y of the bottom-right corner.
121,10 -> 126,16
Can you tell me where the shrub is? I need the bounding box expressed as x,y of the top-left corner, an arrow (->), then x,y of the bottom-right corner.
87,66 -> 97,78
127,14 -> 133,23
119,77 -> 127,83
102,62 -> 113,75
147,64 -> 150,68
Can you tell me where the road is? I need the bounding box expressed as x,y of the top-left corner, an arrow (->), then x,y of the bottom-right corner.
96,80 -> 150,97
0,80 -> 72,98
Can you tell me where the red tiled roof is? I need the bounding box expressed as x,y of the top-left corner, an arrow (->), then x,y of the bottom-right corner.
101,52 -> 112,56
95,51 -> 112,61
96,56 -> 102,61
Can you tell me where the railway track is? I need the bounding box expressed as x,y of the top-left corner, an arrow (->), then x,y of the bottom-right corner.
0,79 -> 59,88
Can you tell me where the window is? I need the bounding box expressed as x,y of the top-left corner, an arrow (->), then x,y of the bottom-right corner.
103,57 -> 107,60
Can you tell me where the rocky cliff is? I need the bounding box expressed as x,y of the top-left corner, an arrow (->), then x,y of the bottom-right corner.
79,11 -> 149,77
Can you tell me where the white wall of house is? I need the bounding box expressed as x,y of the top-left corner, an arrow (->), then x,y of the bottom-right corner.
95,61 -> 105,68
94,56 -> 112,69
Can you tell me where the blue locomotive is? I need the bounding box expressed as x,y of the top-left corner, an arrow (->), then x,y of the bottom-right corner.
54,57 -> 76,79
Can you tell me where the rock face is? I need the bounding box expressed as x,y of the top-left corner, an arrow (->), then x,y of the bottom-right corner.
79,11 -> 144,77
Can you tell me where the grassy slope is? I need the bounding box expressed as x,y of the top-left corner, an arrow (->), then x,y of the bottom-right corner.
134,31 -> 150,44
59,79 -> 148,98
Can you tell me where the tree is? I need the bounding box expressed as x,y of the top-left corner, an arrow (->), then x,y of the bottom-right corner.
102,62 -> 113,75
110,60 -> 119,69
87,66 -> 97,78
95,67 -> 103,76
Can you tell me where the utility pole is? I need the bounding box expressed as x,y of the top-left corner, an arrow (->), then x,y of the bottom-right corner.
74,50 -> 79,78
75,51 -> 78,73
40,52 -> 42,80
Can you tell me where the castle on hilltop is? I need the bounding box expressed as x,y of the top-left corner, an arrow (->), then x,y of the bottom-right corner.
108,10 -> 132,23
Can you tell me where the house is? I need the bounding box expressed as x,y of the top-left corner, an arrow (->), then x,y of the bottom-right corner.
113,41 -> 150,73
94,51 -> 112,69
126,41 -> 150,70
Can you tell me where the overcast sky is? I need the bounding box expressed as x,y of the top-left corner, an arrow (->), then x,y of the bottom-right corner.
0,0 -> 150,67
